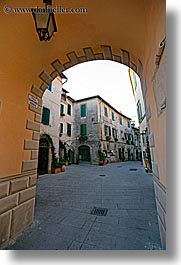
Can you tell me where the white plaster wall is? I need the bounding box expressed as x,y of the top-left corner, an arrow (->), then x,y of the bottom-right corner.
41,77 -> 62,157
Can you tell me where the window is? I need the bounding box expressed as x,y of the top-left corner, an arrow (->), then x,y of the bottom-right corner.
41,107 -> 50,125
47,82 -> 52,91
104,125 -> 108,136
127,121 -> 131,128
120,117 -> 122,125
112,111 -> 115,121
80,124 -> 87,136
67,123 -> 71,137
104,106 -> 108,117
137,101 -> 142,123
124,133 -> 128,140
67,104 -> 71,115
60,104 -> 64,115
81,104 -> 86,117
60,123 -> 63,134
108,126 -> 111,136
112,128 -> 117,138
128,134 -> 132,141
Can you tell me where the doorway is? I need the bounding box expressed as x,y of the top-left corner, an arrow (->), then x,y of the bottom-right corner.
78,145 -> 91,162
38,138 -> 49,175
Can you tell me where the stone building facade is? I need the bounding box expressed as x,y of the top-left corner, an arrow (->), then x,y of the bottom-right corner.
129,68 -> 151,170
73,95 -> 141,164
59,93 -> 75,164
39,89 -> 141,169
38,76 -> 62,175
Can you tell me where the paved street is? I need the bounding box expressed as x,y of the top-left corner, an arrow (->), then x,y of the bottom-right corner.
7,161 -> 161,250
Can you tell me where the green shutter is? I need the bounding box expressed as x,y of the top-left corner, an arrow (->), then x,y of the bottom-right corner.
112,112 -> 115,121
47,82 -> 52,91
104,107 -> 108,117
80,124 -> 87,136
42,107 -> 50,125
81,104 -> 86,117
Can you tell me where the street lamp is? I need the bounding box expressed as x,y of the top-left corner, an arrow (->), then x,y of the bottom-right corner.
32,0 -> 57,41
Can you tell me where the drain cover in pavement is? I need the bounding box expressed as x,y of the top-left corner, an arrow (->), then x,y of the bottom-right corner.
99,174 -> 105,176
129,168 -> 138,171
90,207 -> 108,216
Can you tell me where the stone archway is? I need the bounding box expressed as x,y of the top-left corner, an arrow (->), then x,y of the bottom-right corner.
38,138 -> 49,175
0,43 -> 165,248
38,134 -> 54,175
78,145 -> 91,162
24,44 -> 144,172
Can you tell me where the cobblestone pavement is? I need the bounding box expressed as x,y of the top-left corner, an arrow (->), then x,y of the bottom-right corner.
7,161 -> 162,250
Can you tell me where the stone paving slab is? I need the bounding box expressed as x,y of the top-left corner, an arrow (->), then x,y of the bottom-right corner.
6,161 -> 162,250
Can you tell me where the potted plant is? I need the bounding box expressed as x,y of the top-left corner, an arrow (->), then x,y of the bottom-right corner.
51,156 -> 61,174
64,152 -> 69,166
59,157 -> 66,172
98,150 -> 106,166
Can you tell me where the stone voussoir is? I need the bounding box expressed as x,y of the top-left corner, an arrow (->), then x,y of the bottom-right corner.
0,182 -> 9,199
0,194 -> 19,215
10,177 -> 29,195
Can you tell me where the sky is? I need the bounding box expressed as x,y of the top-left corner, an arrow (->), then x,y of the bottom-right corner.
63,60 -> 138,126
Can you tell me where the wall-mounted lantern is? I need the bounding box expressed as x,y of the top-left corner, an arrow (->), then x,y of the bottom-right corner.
32,0 -> 57,41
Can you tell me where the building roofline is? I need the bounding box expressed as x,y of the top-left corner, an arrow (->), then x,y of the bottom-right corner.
74,95 -> 132,120
62,88 -> 69,93
67,95 -> 75,102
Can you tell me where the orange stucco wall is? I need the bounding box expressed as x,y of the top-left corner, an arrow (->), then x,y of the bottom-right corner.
0,0 -> 166,186
143,0 -> 166,186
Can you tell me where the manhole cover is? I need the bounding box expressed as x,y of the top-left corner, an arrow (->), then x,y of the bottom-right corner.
129,168 -> 138,171
99,174 -> 105,176
90,207 -> 108,216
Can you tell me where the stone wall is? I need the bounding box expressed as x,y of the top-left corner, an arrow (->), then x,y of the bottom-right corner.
0,171 -> 37,247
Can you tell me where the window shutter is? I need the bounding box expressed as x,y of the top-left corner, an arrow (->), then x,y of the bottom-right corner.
81,104 -> 86,117
47,82 -> 52,91
112,112 -> 115,121
80,124 -> 87,136
42,107 -> 50,125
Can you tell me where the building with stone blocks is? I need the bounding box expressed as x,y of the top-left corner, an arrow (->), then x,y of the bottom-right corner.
38,76 -> 75,175
73,95 -> 140,164
38,76 -> 62,174
129,68 -> 151,170
59,93 -> 75,164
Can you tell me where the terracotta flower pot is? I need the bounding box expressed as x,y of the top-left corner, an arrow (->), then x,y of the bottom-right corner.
61,165 -> 66,172
51,167 -> 61,174
99,160 -> 104,166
